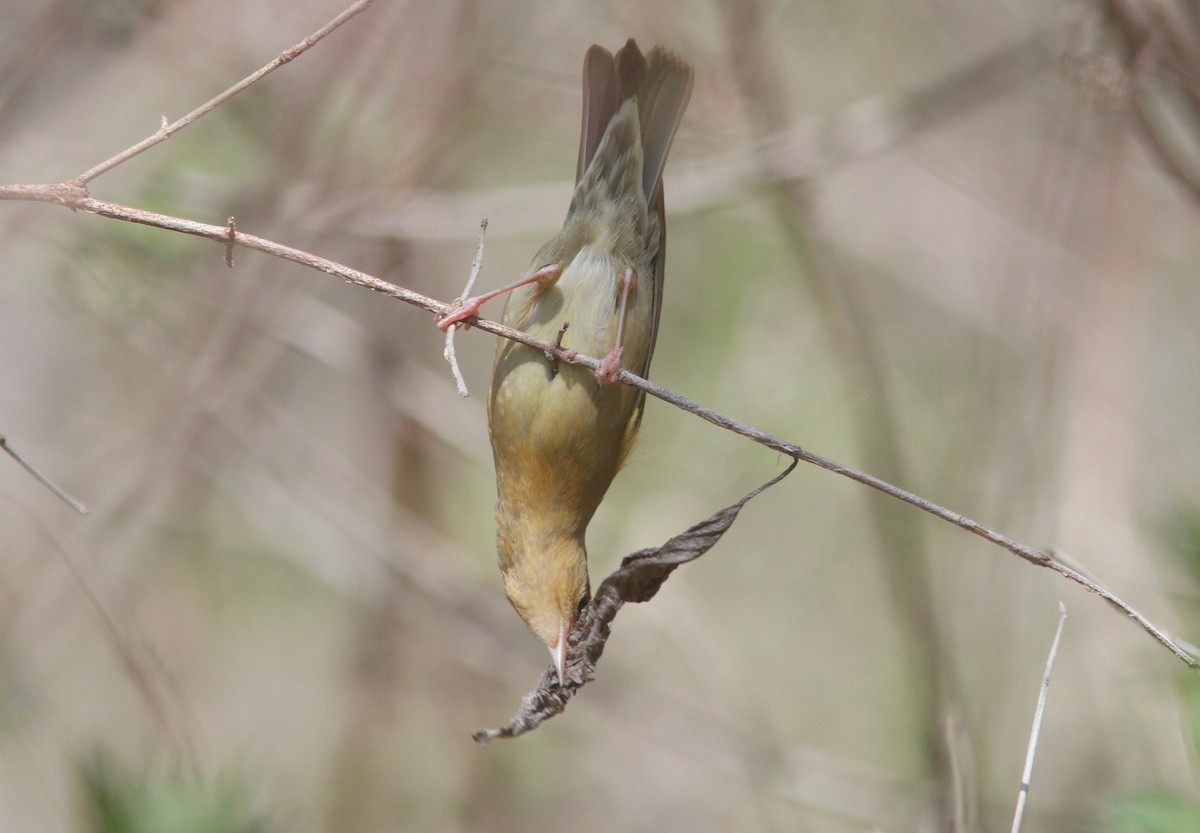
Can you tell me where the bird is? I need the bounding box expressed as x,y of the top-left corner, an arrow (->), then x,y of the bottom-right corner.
437,40 -> 693,684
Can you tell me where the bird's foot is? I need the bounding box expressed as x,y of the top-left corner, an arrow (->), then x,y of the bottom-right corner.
595,345 -> 623,383
436,296 -> 484,331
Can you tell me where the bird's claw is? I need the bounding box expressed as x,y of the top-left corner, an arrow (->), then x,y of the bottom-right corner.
595,346 -> 623,383
437,297 -> 482,331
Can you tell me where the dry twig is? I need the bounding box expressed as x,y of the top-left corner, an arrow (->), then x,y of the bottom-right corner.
0,435 -> 89,514
0,183 -> 1195,678
443,219 -> 489,397
74,0 -> 375,185
0,0 -> 1193,750
1010,603 -> 1069,833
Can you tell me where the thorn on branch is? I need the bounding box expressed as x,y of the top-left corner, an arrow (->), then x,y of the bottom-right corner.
547,322 -> 570,376
224,216 -> 237,267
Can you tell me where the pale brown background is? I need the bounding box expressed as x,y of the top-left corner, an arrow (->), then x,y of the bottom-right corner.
1,1 -> 1199,831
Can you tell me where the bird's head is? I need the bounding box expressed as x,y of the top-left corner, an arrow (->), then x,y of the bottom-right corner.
499,533 -> 590,684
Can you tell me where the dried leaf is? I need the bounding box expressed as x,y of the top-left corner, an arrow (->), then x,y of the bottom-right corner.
473,459 -> 796,741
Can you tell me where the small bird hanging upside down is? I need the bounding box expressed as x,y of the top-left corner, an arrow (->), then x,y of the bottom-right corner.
438,39 -> 693,684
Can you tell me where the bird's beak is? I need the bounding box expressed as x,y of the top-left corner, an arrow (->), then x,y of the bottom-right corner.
549,620 -> 570,686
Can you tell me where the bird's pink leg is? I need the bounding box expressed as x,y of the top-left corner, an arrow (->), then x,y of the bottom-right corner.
436,262 -> 562,331
595,266 -> 636,383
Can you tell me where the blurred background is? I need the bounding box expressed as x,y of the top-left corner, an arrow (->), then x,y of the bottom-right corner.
2,0 -> 1200,830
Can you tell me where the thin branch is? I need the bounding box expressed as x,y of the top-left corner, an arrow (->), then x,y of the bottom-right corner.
73,0 -> 375,185
44,525 -> 198,768
0,181 -> 1193,670
945,710 -> 977,833
1011,603 -> 1069,833
0,434 -> 89,514
462,219 -> 488,298
0,184 -> 442,312
1109,0 -> 1200,205
443,219 -> 488,397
